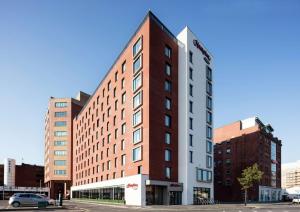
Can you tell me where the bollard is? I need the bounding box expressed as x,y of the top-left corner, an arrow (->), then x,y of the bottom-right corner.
58,192 -> 63,206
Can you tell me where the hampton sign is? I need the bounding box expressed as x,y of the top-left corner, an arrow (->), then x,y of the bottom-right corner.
193,39 -> 211,61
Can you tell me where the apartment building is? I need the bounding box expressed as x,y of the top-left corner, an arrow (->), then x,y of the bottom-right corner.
44,92 -> 90,199
69,12 -> 214,205
214,117 -> 282,202
282,160 -> 300,189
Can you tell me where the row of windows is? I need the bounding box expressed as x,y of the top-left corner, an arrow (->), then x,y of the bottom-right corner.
55,121 -> 67,127
196,168 -> 212,182
55,102 -> 67,108
54,150 -> 67,156
54,141 -> 67,146
55,112 -> 67,117
54,170 -> 66,175
54,131 -> 68,137
54,160 -> 66,166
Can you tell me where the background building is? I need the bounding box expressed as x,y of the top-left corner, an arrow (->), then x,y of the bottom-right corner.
44,91 -> 90,199
70,11 -> 213,206
0,158 -> 48,200
282,160 -> 300,189
214,117 -> 282,202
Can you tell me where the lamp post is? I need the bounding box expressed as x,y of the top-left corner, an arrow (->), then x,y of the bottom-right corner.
39,180 -> 42,194
2,184 -> 5,200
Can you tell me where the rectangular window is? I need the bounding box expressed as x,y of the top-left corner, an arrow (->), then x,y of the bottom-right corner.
133,128 -> 142,144
133,146 -> 142,161
122,61 -> 126,73
55,121 -> 67,127
121,78 -> 125,89
206,81 -> 212,95
165,46 -> 171,58
189,118 -> 193,130
165,132 -> 171,144
206,140 -> 212,154
196,169 -> 212,182
54,131 -> 67,137
54,170 -> 66,175
206,66 -> 212,81
189,151 -> 193,163
189,67 -> 193,80
207,126 -> 212,139
54,141 -> 66,146
54,160 -> 66,166
164,80 -> 172,92
165,63 -> 171,76
165,149 -> 171,161
133,73 -> 142,92
189,84 -> 193,96
189,51 -> 193,63
189,101 -> 193,113
122,92 -> 126,104
207,96 -> 212,110
206,111 -> 212,124
165,98 -> 171,110
54,150 -> 67,156
55,112 -> 67,117
121,123 -> 126,135
133,37 -> 142,57
189,134 -> 193,146
133,110 -> 142,126
55,102 -> 67,108
165,115 -> 171,127
206,155 -> 212,168
133,55 -> 142,73
133,91 -> 142,109
121,109 -> 125,120
165,167 -> 171,179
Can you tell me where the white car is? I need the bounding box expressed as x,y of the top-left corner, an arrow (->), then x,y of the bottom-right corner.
292,196 -> 300,204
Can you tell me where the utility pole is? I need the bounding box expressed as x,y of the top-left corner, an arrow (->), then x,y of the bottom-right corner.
39,180 -> 42,194
2,185 -> 5,200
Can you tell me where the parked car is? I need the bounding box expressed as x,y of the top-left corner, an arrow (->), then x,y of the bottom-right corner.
8,193 -> 49,208
292,196 -> 300,204
38,194 -> 55,205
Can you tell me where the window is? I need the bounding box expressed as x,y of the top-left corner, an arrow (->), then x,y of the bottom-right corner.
108,81 -> 111,91
196,169 -> 212,182
165,98 -> 171,110
189,51 -> 193,63
54,160 -> 66,166
165,63 -> 171,76
133,92 -> 142,109
54,131 -> 67,137
121,78 -> 125,89
122,92 -> 126,104
165,167 -> 171,179
164,46 -> 171,58
54,150 -> 67,156
54,141 -> 66,146
133,146 -> 142,161
165,149 -> 171,161
121,140 -> 125,150
189,151 -> 193,163
165,132 -> 171,144
55,112 -> 67,117
121,170 -> 125,177
122,61 -> 126,73
189,101 -> 193,113
121,123 -> 126,135
189,134 -> 193,146
206,81 -> 212,95
189,118 -> 193,130
138,166 -> 142,174
189,84 -> 193,96
206,126 -> 212,139
54,170 -> 66,175
226,148 -> 231,154
133,55 -> 142,73
121,109 -> 125,120
206,66 -> 212,81
189,67 -> 193,80
207,96 -> 212,110
133,128 -> 142,144
206,111 -> 212,124
55,121 -> 66,127
55,102 -> 67,108
133,74 -> 142,92
165,115 -> 171,127
206,155 -> 212,168
133,37 -> 142,57
164,81 -> 172,92
206,141 -> 212,154
133,110 -> 142,126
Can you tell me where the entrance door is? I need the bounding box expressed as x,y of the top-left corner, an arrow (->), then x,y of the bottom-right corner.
169,191 -> 182,205
146,185 -> 165,205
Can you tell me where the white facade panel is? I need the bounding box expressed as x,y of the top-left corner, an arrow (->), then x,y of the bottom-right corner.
177,27 -> 214,205
4,158 -> 16,187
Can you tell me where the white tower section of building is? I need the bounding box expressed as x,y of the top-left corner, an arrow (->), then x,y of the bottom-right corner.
4,158 -> 16,187
177,27 -> 214,205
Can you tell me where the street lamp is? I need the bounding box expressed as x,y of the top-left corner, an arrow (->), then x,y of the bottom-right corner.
2,184 -> 5,200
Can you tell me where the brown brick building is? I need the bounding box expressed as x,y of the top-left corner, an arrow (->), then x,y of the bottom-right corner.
15,163 -> 44,187
214,117 -> 282,202
0,164 -> 3,186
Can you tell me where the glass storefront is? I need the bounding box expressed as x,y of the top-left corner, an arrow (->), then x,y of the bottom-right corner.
146,185 -> 165,205
72,186 -> 124,202
193,187 -> 211,205
169,191 -> 182,205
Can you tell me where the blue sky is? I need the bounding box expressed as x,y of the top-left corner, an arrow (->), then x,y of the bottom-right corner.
0,0 -> 299,165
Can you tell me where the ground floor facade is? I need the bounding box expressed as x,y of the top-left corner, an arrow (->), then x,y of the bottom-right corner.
71,174 -> 213,206
45,180 -> 71,199
259,186 -> 282,202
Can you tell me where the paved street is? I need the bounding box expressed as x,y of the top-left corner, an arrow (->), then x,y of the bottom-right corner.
1,200 -> 300,212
